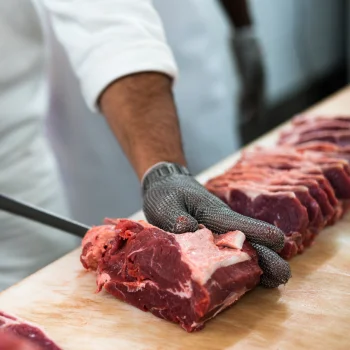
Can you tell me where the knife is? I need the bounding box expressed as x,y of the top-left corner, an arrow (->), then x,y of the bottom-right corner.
0,193 -> 90,238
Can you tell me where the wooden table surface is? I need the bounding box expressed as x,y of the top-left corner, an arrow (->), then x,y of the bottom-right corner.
1,87 -> 350,350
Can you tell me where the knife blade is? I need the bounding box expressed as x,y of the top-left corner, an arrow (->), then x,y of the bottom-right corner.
0,193 -> 90,238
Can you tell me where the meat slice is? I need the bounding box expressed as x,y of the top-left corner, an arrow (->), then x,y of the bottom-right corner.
222,175 -> 324,232
291,114 -> 350,126
205,115 -> 350,262
238,148 -> 350,201
0,332 -> 39,350
205,179 -> 307,259
284,142 -> 350,168
232,158 -> 344,222
279,130 -> 350,147
205,142 -> 350,259
80,219 -> 262,332
294,141 -> 349,152
223,167 -> 335,227
0,331 -> 40,350
0,311 -> 61,350
279,119 -> 350,145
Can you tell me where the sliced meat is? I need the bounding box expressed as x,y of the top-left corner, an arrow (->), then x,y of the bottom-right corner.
205,179 -> 307,259
280,119 -> 350,145
0,311 -> 61,350
279,130 -> 350,147
218,173 -> 324,241
293,142 -> 350,166
225,166 -> 336,226
238,148 -> 350,200
0,332 -> 39,350
291,114 -> 350,126
205,115 -> 350,262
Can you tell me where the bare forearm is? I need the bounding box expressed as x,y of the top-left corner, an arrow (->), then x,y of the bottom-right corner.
99,72 -> 186,180
219,0 -> 252,28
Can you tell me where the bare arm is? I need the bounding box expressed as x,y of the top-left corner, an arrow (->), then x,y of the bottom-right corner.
219,0 -> 252,28
99,72 -> 186,180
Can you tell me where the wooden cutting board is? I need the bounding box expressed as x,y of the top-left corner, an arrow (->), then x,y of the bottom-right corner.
1,87 -> 350,350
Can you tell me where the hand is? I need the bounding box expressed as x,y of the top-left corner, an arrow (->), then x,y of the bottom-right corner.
232,27 -> 265,125
142,162 -> 291,288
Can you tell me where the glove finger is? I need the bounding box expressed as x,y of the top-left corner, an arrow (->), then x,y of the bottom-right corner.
251,243 -> 291,288
197,205 -> 285,252
143,193 -> 198,234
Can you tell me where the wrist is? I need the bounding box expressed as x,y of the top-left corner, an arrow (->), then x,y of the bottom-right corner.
142,162 -> 191,192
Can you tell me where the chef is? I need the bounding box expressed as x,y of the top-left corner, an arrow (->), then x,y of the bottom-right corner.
43,0 -> 265,227
0,0 -> 290,291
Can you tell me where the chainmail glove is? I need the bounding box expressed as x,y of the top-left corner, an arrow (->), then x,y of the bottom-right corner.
142,162 -> 291,288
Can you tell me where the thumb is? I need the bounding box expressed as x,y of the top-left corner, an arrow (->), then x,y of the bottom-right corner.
171,213 -> 199,234
143,194 -> 198,234
251,243 -> 291,288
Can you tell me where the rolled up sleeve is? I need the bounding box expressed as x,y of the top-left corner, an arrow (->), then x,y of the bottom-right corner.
41,0 -> 178,111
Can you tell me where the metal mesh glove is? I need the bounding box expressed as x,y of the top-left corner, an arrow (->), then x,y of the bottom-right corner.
142,162 -> 291,288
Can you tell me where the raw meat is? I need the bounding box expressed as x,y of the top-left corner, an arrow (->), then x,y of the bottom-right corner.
205,116 -> 350,260
279,119 -> 350,146
206,178 -> 307,259
0,332 -> 39,350
291,114 -> 350,126
0,311 -> 61,350
278,115 -> 350,209
237,148 -> 350,200
80,219 -> 262,332
279,114 -> 350,147
294,142 -> 350,164
279,129 -> 350,147
223,167 -> 335,226
207,173 -> 325,244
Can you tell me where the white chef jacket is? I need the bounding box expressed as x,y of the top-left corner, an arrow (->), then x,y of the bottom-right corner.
0,0 -> 178,290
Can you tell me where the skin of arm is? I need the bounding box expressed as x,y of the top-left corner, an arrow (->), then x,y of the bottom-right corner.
99,72 -> 187,180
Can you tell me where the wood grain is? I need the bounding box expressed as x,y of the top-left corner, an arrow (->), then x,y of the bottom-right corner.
1,87 -> 350,350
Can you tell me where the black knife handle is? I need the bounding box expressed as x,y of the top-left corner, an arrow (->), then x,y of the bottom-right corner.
0,194 -> 90,238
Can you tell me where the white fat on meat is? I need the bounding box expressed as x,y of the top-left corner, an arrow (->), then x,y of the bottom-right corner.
173,228 -> 250,286
214,231 -> 246,250
209,180 -> 298,201
227,183 -> 297,200
166,280 -> 193,299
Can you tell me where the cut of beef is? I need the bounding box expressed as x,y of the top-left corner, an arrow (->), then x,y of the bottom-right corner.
0,332 -> 39,350
238,148 -> 350,201
277,114 -> 350,211
294,142 -> 350,166
291,114 -> 350,126
224,167 -> 335,226
206,178 -> 310,259
0,311 -> 61,350
279,130 -> 350,147
213,173 -> 325,235
205,116 -> 350,261
279,119 -> 350,145
80,219 -> 262,332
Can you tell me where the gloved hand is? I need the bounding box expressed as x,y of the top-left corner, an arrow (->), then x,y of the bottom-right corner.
142,162 -> 291,289
232,27 -> 265,125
